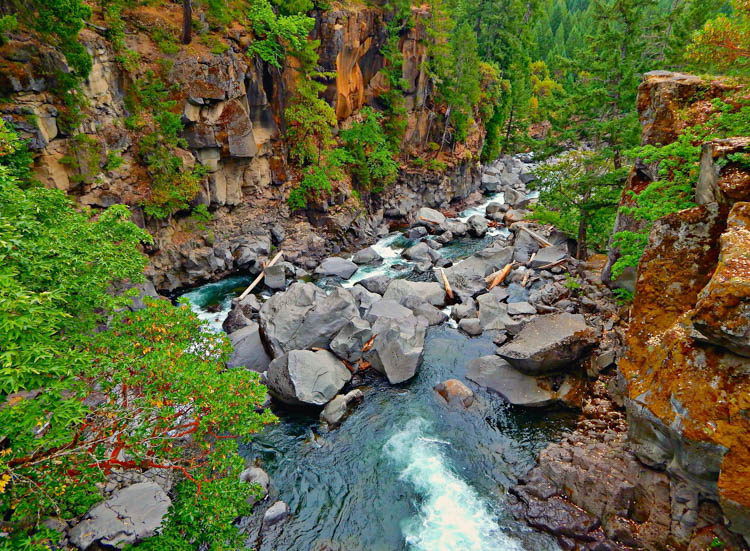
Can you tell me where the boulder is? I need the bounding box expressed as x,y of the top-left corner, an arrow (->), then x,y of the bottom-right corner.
504,209 -> 527,224
506,282 -> 530,303
496,313 -> 597,374
477,293 -> 514,331
416,207 -> 446,226
315,257 -> 359,279
481,173 -> 501,192
383,279 -> 447,307
466,355 -> 557,407
69,482 -> 171,549
508,301 -> 536,316
223,294 -> 261,333
467,215 -> 489,237
364,314 -> 428,384
264,264 -> 287,290
407,226 -> 428,240
365,299 -> 413,323
359,275 -> 390,295
240,466 -> 270,505
266,349 -> 351,406
259,283 -> 359,357
402,241 -> 434,263
503,188 -> 527,208
227,323 -> 272,372
401,296 -> 448,326
485,202 -> 503,215
513,229 -> 540,263
320,389 -> 364,428
530,246 -> 568,269
352,246 -> 383,265
330,318 -> 373,362
350,284 -> 381,311
262,501 -> 290,528
435,231 -> 454,244
440,243 -> 514,296
458,318 -> 483,336
439,219 -> 469,237
434,379 -> 475,409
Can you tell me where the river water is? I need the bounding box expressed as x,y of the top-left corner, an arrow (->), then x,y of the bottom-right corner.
181,190 -> 574,551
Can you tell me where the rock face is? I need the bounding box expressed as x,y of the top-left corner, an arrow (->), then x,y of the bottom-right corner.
603,71 -> 737,289
259,283 -> 359,357
497,313 -> 597,374
69,482 -> 171,549
266,349 -> 352,406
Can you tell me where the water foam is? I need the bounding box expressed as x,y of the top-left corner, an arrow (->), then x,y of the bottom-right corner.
384,418 -> 524,551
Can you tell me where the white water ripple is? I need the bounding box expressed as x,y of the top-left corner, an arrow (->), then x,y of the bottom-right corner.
384,418 -> 524,551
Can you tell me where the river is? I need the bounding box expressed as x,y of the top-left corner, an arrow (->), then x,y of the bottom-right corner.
181,187 -> 574,551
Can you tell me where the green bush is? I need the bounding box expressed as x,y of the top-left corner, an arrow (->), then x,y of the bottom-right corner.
340,107 -> 398,193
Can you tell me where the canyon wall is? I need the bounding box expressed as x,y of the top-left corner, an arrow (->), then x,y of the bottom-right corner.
0,4 -> 483,292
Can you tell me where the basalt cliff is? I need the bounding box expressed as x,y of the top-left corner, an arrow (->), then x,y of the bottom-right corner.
0,2 -> 484,293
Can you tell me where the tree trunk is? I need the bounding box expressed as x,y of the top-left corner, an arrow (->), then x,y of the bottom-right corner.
503,105 -> 514,153
576,212 -> 588,261
182,0 -> 192,45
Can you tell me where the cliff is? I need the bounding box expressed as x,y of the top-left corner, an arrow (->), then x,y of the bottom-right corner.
0,2 -> 486,292
512,72 -> 750,550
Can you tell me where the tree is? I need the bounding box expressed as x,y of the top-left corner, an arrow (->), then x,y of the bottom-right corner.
530,151 -> 626,258
0,121 -> 274,548
182,0 -> 192,44
686,0 -> 750,74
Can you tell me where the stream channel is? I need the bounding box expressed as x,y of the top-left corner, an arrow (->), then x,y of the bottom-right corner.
181,190 -> 575,551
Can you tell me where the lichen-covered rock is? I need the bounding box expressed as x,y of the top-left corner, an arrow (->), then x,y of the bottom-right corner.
692,202 -> 750,357
619,200 -> 750,545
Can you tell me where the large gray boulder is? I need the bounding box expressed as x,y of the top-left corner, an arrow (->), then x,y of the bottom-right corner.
359,275 -> 390,295
266,349 -> 351,406
223,294 -> 261,334
69,482 -> 171,549
352,246 -> 383,265
364,314 -> 428,384
477,293 -> 514,331
330,317 -> 373,362
365,299 -> 413,323
402,241 -> 437,263
259,283 -> 359,357
439,219 -> 469,237
415,207 -> 446,227
467,215 -> 489,237
496,313 -> 597,374
264,264 -> 287,291
382,279 -> 447,307
401,295 -> 448,326
350,284 -> 382,311
227,322 -> 272,372
315,257 -> 358,279
513,229 -> 540,263
439,243 -> 514,296
466,355 -> 557,407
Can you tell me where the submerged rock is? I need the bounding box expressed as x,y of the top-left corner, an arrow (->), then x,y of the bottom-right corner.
266,349 -> 351,406
320,389 -> 364,428
262,501 -> 290,529
434,379 -> 474,409
497,313 -> 597,374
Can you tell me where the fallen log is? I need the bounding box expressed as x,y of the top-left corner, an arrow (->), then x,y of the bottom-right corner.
439,268 -> 454,300
238,251 -> 283,300
488,263 -> 513,290
484,262 -> 518,284
536,257 -> 568,270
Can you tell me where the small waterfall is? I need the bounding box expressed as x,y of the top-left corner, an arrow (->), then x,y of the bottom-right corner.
384,418 -> 524,551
